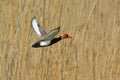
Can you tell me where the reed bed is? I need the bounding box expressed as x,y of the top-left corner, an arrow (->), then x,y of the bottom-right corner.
0,0 -> 120,80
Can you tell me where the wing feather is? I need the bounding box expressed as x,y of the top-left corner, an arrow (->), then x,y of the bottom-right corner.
44,27 -> 60,40
31,17 -> 47,37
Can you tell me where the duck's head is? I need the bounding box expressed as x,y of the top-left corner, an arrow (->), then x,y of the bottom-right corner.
61,33 -> 72,39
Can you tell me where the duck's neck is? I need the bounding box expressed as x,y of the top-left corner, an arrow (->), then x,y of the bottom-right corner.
58,36 -> 62,40
53,36 -> 62,42
50,36 -> 62,45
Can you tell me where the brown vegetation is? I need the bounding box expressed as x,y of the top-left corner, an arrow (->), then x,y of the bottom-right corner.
0,0 -> 120,80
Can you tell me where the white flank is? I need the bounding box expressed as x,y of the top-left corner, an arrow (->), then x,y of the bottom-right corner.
32,18 -> 41,36
40,41 -> 51,46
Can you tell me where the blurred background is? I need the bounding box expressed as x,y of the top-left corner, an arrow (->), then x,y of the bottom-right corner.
0,0 -> 120,80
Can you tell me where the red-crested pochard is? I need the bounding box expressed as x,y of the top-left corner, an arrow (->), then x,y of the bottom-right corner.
31,17 -> 72,48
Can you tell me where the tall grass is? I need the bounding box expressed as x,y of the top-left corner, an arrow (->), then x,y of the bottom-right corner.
0,0 -> 120,80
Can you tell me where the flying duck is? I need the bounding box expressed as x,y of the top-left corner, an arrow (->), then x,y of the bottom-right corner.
31,17 -> 72,48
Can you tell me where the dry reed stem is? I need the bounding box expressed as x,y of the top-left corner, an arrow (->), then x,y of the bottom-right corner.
0,0 -> 120,80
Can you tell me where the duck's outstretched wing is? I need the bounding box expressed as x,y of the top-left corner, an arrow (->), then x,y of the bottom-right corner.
44,27 -> 60,40
31,17 -> 47,37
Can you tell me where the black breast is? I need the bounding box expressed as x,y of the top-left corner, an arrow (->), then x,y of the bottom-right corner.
32,37 -> 61,48
50,37 -> 61,45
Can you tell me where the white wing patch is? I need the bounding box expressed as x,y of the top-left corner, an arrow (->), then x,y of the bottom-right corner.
40,41 -> 51,46
32,18 -> 41,36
